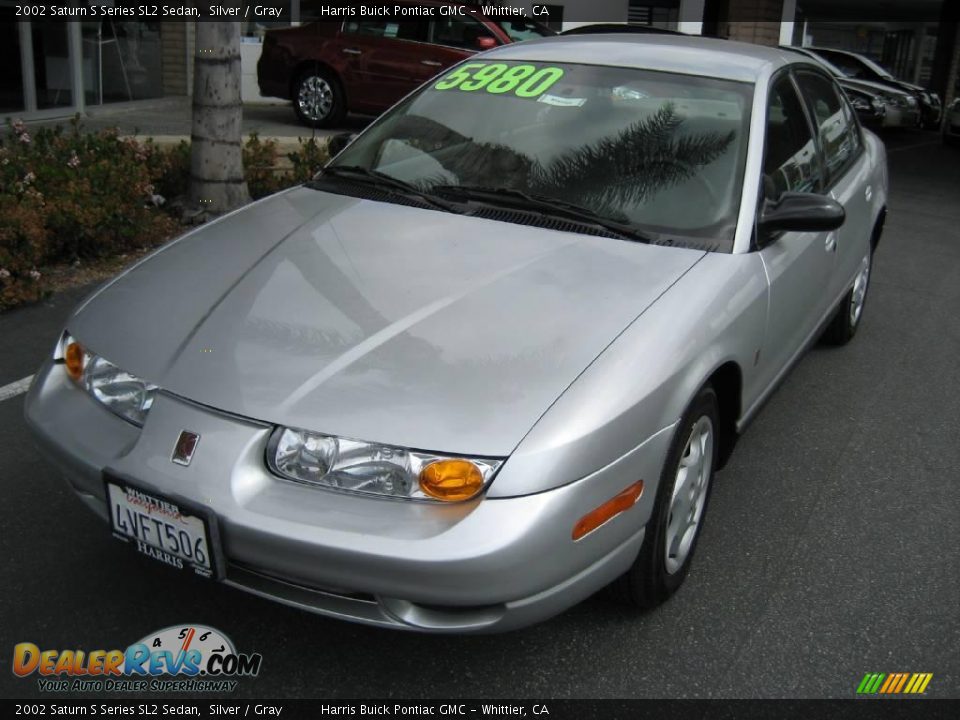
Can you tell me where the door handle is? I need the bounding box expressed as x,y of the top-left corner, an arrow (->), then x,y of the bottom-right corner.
420,60 -> 442,67
825,233 -> 838,253
342,48 -> 361,55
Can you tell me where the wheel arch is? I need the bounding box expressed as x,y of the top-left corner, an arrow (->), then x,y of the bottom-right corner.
871,206 -> 887,251
705,360 -> 742,470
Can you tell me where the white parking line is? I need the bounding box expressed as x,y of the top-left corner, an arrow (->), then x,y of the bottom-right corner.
0,375 -> 34,403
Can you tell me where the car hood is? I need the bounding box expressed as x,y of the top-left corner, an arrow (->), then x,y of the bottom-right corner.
889,79 -> 925,94
69,187 -> 704,456
839,78 -> 911,99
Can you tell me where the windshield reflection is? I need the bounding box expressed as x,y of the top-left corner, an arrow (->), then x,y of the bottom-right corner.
331,61 -> 753,250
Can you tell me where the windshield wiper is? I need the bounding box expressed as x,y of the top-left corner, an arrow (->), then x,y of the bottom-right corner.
431,185 -> 655,244
309,165 -> 458,213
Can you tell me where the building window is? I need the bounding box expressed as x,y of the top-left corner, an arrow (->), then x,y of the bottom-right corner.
628,0 -> 679,27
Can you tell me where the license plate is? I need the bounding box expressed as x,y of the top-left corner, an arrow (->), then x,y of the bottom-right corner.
105,477 -> 220,579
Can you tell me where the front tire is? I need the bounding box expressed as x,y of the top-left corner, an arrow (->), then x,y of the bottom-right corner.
292,69 -> 346,129
608,386 -> 719,609
823,248 -> 872,346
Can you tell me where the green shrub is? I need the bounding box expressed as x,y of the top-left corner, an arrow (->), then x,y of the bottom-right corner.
243,132 -> 287,199
151,139 -> 190,201
0,118 -> 177,310
288,136 -> 329,183
0,120 -> 330,311
244,133 -> 330,199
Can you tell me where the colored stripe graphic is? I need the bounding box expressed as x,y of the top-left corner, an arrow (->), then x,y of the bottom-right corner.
879,674 -> 897,693
857,672 -> 932,694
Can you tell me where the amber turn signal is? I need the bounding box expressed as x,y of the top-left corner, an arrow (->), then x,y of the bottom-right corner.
64,341 -> 85,381
419,459 -> 485,502
572,481 -> 644,541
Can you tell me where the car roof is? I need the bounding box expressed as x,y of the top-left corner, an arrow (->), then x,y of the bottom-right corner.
481,34 -> 817,83
561,23 -> 686,36
807,46 -> 856,57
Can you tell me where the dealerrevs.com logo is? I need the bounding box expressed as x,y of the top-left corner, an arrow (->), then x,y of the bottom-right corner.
12,625 -> 262,693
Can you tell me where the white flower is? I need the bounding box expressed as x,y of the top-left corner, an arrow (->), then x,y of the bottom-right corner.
29,270 -> 41,281
0,268 -> 10,280
18,132 -> 31,144
23,172 -> 35,184
12,119 -> 25,134
67,153 -> 80,169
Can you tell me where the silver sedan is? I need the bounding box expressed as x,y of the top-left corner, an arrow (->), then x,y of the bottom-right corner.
26,35 -> 887,632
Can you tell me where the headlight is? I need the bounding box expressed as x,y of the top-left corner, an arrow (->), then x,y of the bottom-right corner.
267,427 -> 503,502
56,333 -> 157,427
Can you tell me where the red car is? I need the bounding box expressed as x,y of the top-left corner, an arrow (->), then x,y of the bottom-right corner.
257,2 -> 554,127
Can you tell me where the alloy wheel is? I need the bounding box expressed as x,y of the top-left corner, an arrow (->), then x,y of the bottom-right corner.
298,76 -> 334,122
849,252 -> 872,327
665,415 -> 714,575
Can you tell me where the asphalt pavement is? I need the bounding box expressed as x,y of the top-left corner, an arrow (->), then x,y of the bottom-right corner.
1,129 -> 958,700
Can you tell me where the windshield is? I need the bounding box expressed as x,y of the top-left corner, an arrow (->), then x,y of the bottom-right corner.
814,49 -> 893,80
330,60 -> 753,250
849,52 -> 895,79
796,49 -> 846,79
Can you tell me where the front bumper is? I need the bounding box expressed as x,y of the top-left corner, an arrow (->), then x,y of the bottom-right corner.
25,359 -> 671,633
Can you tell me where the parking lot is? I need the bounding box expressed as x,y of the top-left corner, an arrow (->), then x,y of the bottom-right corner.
1,128 -> 958,700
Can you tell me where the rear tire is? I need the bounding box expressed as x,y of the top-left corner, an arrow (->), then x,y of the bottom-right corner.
823,248 -> 872,346
292,69 -> 346,129
608,386 -> 719,609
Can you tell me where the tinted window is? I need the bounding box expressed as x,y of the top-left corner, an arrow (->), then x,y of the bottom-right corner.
429,17 -> 496,49
343,21 -> 427,42
813,50 -> 866,79
764,76 -> 821,199
494,19 -> 553,41
795,71 -> 860,183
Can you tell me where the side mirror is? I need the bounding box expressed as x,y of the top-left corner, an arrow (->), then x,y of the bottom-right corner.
759,192 -> 845,234
327,132 -> 356,156
475,36 -> 498,50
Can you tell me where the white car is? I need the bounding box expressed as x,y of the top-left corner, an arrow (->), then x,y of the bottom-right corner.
26,36 -> 888,633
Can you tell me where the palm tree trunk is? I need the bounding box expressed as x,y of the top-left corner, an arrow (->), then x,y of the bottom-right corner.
189,21 -> 250,214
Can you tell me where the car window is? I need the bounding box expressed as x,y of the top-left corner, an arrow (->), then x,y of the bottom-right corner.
343,20 -> 428,42
813,50 -> 867,80
332,61 -> 753,250
795,71 -> 861,184
494,19 -> 554,42
429,16 -> 497,49
764,76 -> 821,200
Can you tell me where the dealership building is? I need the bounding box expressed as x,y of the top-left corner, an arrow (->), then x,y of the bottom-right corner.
1,0 -> 958,121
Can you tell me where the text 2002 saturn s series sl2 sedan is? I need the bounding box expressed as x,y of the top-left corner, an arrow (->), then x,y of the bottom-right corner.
26,35 -> 887,632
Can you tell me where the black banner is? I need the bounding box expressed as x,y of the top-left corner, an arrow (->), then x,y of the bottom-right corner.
3,700 -> 960,719
9,0 -> 960,23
